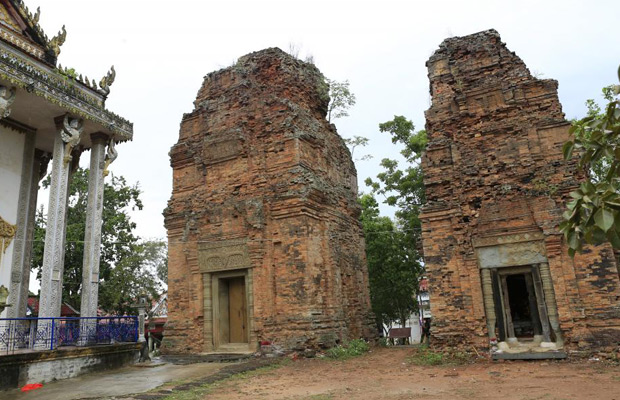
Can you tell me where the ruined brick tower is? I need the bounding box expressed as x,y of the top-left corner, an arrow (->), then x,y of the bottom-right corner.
421,30 -> 620,357
164,48 -> 375,353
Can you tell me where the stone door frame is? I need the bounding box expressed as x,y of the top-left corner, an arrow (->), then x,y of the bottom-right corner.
474,233 -> 563,346
202,268 -> 255,353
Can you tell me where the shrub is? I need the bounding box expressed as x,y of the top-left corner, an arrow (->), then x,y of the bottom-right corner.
407,347 -> 473,366
326,339 -> 370,360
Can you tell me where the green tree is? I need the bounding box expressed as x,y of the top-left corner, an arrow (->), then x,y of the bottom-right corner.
98,239 -> 167,315
343,135 -> 372,162
365,116 -> 427,250
561,68 -> 620,255
32,168 -> 166,314
359,194 -> 420,328
363,116 -> 427,329
327,79 -> 356,122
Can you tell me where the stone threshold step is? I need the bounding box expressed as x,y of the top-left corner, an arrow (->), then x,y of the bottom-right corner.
162,353 -> 252,365
492,351 -> 567,360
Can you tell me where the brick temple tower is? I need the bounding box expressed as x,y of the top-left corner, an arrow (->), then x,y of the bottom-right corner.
420,30 -> 620,358
163,48 -> 375,354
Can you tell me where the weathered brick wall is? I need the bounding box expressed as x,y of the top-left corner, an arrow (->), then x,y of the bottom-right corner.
420,29 -> 620,353
163,48 -> 375,354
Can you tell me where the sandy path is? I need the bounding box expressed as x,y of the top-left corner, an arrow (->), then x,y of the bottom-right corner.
205,347 -> 619,400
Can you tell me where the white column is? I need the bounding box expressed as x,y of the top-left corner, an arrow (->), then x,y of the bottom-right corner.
39,115 -> 83,319
7,140 -> 49,318
80,134 -> 108,322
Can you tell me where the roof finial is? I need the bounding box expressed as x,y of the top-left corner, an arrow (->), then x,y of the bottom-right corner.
99,66 -> 116,95
48,25 -> 66,58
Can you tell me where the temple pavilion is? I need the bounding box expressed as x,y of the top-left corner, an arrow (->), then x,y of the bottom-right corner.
0,0 -> 132,321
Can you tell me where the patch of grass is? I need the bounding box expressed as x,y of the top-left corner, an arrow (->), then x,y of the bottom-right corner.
162,384 -> 215,400
407,347 -> 473,366
326,339 -> 370,360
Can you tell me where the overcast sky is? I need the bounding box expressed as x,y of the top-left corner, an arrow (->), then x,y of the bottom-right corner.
29,0 -> 620,241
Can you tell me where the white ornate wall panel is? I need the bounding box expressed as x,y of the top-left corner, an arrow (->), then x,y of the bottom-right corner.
0,124 -> 24,310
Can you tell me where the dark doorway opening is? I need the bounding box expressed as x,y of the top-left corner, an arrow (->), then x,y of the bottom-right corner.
492,266 -> 551,343
506,274 -> 535,338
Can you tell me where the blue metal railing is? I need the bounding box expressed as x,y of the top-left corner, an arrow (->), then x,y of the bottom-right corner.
0,316 -> 138,353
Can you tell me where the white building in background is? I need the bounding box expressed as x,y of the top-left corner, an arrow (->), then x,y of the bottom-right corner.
0,0 -> 132,319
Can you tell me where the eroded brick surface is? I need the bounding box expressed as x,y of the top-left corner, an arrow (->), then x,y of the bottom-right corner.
163,48 -> 375,354
421,30 -> 620,353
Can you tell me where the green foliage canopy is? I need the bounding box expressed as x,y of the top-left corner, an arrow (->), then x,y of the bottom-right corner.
359,194 -> 420,327
365,116 -> 427,249
362,116 -> 427,328
32,168 -> 167,314
560,68 -> 620,255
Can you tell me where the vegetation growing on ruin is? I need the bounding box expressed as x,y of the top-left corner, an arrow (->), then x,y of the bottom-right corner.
326,79 -> 356,122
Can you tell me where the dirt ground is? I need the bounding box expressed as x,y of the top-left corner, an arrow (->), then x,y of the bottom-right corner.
202,347 -> 619,400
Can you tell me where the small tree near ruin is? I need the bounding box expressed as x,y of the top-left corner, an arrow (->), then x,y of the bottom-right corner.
326,79 -> 356,123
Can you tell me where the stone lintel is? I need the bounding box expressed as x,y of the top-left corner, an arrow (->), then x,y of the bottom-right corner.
476,240 -> 547,270
472,231 -> 545,248
198,239 -> 251,273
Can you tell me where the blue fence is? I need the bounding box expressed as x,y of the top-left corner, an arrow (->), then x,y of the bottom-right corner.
0,316 -> 138,353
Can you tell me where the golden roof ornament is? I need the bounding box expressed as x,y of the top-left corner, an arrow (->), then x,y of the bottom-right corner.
0,215 -> 17,254
99,66 -> 116,96
48,25 -> 66,58
60,114 -> 84,165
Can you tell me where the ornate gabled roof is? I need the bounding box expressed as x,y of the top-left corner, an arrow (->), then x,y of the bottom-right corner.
0,0 -> 65,65
0,0 -> 132,140
0,1 -> 118,98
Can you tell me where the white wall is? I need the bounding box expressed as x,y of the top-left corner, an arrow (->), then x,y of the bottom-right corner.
0,124 -> 25,317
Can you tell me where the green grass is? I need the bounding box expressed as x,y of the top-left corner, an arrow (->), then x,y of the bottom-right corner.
407,346 -> 473,366
325,339 -> 370,360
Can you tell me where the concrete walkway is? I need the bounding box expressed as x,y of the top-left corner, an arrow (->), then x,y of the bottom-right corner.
8,360 -> 230,400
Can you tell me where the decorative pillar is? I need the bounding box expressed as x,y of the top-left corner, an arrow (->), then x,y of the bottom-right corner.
131,294 -> 148,343
481,268 -> 496,340
0,85 -> 17,316
7,133 -> 49,317
79,134 -> 109,320
39,115 -> 83,318
538,262 -> 564,346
